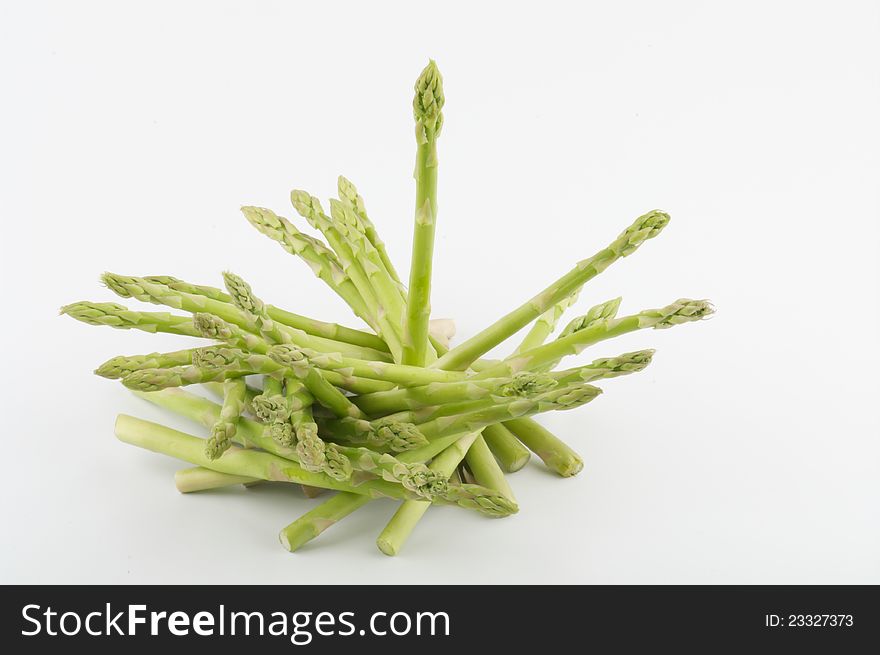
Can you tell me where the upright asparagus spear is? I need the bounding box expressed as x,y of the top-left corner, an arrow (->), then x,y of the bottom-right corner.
403,60 -> 445,366
432,210 -> 670,371
238,208 -> 374,329
337,175 -> 403,286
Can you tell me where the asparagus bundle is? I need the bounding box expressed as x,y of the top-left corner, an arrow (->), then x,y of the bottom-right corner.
63,60 -> 713,555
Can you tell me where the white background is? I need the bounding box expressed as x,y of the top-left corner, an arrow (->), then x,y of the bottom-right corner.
2,0 -> 878,584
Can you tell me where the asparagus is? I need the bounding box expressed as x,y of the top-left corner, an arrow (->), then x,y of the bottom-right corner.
61,302 -> 200,337
329,199 -> 406,330
432,210 -> 671,371
473,299 -> 713,380
482,423 -> 531,473
237,208 -> 374,327
267,344 -> 367,419
557,297 -> 621,339
403,60 -> 445,367
115,415 -> 431,502
322,382 -> 603,450
376,432 -> 478,557
279,429 -> 513,551
128,391 -> 511,511
513,289 -> 581,355
291,191 -> 405,361
504,418 -> 584,477
266,344 -> 466,387
95,349 -> 195,379
337,175 -> 403,286
174,467 -> 259,493
205,379 -> 247,459
464,434 -> 516,501
352,351 -> 650,417
146,272 -> 385,352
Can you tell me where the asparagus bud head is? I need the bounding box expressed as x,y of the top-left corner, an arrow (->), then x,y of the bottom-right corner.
559,297 -> 622,338
267,344 -> 311,378
222,271 -> 263,316
322,444 -> 353,481
192,346 -> 241,369
497,372 -> 559,397
193,313 -> 234,340
413,59 -> 445,143
265,422 -> 294,447
589,349 -> 656,375
639,299 -> 715,329
616,210 -> 671,257
61,302 -> 134,328
290,191 -> 325,231
372,417 -> 428,452
252,393 -> 292,424
122,369 -> 176,392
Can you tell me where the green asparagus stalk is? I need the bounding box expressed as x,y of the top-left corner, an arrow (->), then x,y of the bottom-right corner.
557,297 -> 621,339
174,467 -> 259,493
129,391 -> 510,510
337,175 -> 403,287
61,302 -> 200,337
473,299 -> 713,379
267,344 -> 367,419
376,432 -> 478,557
329,199 -> 406,329
291,191 -> 405,361
205,379 -> 247,459
403,60 -> 445,367
280,428 -> 515,552
432,210 -> 671,371
464,434 -> 515,501
512,289 -> 581,355
482,423 -> 531,473
145,272 -> 385,352
115,414 -> 432,502
95,348 -> 195,379
504,417 -> 584,477
267,344 -> 465,387
237,208 -> 374,327
322,382 -> 602,450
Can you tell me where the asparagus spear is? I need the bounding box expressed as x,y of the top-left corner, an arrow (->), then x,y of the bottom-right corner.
115,415 -> 433,503
61,301 -> 200,337
267,344 -> 367,419
266,344 -> 466,387
376,432 -> 478,557
432,210 -> 671,371
464,434 -> 516,501
337,175 -> 403,287
145,271 -> 384,352
329,199 -> 406,329
237,208 -> 374,327
321,382 -> 602,449
174,467 -> 259,493
129,391 -> 509,510
504,418 -> 584,477
352,351 -> 652,416
279,429 -> 513,551
291,191 -> 405,361
473,299 -> 713,379
205,378 -> 247,459
193,315 -> 392,394
403,60 -> 445,367
95,349 -> 195,379
482,423 -> 531,473
512,289 -> 581,355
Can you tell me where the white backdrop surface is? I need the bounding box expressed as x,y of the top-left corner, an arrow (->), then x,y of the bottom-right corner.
1,0 -> 878,584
